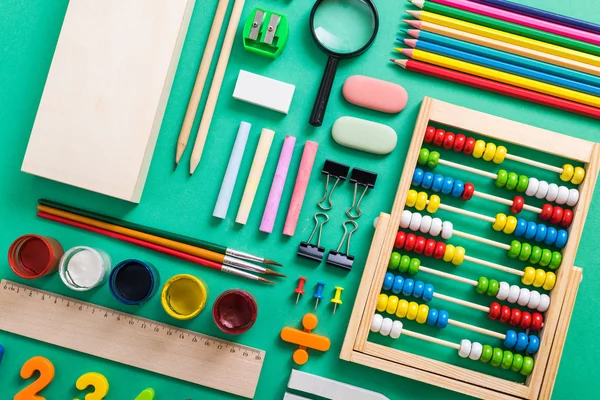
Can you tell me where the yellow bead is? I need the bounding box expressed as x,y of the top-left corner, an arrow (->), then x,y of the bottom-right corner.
406,190 -> 418,207
543,271 -> 557,290
452,246 -> 466,265
386,295 -> 399,314
443,244 -> 455,263
560,164 -> 574,182
533,269 -> 546,288
473,140 -> 486,158
572,167 -> 585,185
376,294 -> 388,312
503,216 -> 517,234
522,267 -> 536,285
415,192 -> 428,211
416,304 -> 429,324
483,142 -> 497,162
396,299 -> 409,318
427,195 -> 440,213
493,213 -> 507,231
493,146 -> 507,164
407,302 -> 419,320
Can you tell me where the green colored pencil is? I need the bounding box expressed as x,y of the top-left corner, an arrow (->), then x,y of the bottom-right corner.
408,0 -> 600,57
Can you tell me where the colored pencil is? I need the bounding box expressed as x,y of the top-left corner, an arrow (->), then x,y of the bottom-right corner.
401,48 -> 600,108
38,198 -> 281,266
402,39 -> 600,96
390,58 -> 600,119
403,30 -> 600,89
37,212 -> 274,284
405,10 -> 600,67
403,20 -> 600,76
471,0 -> 600,35
408,0 -> 600,57
420,0 -> 600,46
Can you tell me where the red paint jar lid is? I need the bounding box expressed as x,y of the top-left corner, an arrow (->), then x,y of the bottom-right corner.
8,235 -> 64,279
212,289 -> 258,335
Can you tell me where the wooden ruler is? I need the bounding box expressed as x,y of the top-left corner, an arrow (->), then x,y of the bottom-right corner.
0,280 -> 265,398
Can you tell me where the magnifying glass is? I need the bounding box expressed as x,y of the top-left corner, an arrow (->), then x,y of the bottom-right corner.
309,0 -> 379,127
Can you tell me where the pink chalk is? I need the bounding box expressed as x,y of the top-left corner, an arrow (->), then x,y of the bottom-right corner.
283,141 -> 319,236
342,75 -> 408,114
260,136 -> 296,233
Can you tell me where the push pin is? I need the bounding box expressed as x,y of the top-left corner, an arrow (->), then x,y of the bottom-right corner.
346,168 -> 378,219
331,286 -> 344,315
297,213 -> 329,262
0,343 -> 4,365
318,160 -> 350,210
326,221 -> 358,270
313,282 -> 325,310
243,8 -> 289,59
294,277 -> 307,304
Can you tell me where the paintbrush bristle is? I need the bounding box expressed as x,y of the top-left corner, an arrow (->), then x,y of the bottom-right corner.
263,258 -> 283,267
266,269 -> 287,278
259,277 -> 275,284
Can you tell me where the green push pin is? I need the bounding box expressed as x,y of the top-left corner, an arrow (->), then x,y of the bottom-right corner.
134,388 -> 155,400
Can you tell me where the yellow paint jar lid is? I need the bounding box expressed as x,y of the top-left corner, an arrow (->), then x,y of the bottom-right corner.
161,274 -> 208,320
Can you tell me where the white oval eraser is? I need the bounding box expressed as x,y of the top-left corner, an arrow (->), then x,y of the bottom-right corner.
343,75 -> 408,113
332,116 -> 397,155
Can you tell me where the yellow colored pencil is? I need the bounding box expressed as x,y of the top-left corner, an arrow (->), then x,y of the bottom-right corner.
406,10 -> 600,68
405,20 -> 600,77
401,48 -> 600,108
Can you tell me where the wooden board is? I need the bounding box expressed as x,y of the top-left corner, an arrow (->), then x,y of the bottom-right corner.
0,280 -> 265,399
22,0 -> 195,202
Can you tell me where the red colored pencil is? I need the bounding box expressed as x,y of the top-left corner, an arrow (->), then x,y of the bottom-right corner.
391,58 -> 600,120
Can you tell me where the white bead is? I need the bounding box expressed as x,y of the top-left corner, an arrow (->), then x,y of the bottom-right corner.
420,215 -> 432,234
525,178 -> 539,197
567,189 -> 579,207
497,282 -> 510,301
517,288 -> 531,307
390,320 -> 403,339
538,294 -> 551,312
409,212 -> 423,232
441,221 -> 453,239
380,317 -> 393,336
373,217 -> 379,229
556,186 -> 569,205
458,339 -> 472,358
527,290 -> 541,310
507,285 -> 521,303
430,218 -> 443,236
371,314 -> 383,332
536,180 -> 549,199
401,210 -> 412,229
546,183 -> 559,202
469,342 -> 483,360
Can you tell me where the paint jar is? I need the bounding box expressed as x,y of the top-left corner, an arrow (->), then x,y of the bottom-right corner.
161,274 -> 208,320
109,259 -> 159,305
212,289 -> 258,335
58,246 -> 111,291
8,234 -> 64,279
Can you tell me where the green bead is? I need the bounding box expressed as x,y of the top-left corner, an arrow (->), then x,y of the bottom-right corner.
501,351 -> 514,369
418,148 -> 429,165
491,348 -> 504,367
408,257 -> 421,275
539,249 -> 552,267
520,356 -> 535,376
428,151 -> 440,168
506,172 -> 519,190
399,255 -> 411,273
487,280 -> 499,297
549,251 -> 562,270
495,170 -> 508,188
480,345 -> 493,363
389,252 -> 401,270
518,242 -> 532,261
516,175 -> 529,192
511,354 -> 524,372
508,240 -> 521,258
530,246 -> 542,264
476,276 -> 489,294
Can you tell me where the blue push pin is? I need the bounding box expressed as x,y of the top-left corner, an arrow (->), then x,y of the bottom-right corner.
0,344 -> 4,365
313,282 -> 326,310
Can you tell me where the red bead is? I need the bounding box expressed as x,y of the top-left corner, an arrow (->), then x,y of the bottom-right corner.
424,126 -> 436,144
510,196 -> 525,214
461,183 -> 475,200
488,302 -> 501,320
413,236 -> 427,254
424,239 -> 436,256
453,134 -> 466,152
509,308 -> 522,326
405,234 -> 417,252
499,306 -> 511,323
463,137 -> 476,155
539,204 -> 553,221
519,311 -> 532,330
442,132 -> 455,150
433,129 -> 446,146
433,242 -> 446,259
561,209 -> 574,228
395,231 -> 406,249
530,313 -> 543,331
550,206 -> 564,225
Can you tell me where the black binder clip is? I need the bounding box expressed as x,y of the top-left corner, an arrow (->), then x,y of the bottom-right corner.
326,220 -> 358,270
317,160 -> 350,211
346,168 -> 378,219
298,213 -> 329,262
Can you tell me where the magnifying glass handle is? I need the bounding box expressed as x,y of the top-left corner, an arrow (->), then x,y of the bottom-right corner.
310,56 -> 339,127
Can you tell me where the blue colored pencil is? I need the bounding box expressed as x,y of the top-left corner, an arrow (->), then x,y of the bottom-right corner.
402,38 -> 600,98
399,30 -> 600,91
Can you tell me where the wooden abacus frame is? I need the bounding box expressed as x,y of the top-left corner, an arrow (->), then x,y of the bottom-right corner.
341,97 -> 600,400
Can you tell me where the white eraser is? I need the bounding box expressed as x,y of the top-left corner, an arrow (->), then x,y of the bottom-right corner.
233,70 -> 295,114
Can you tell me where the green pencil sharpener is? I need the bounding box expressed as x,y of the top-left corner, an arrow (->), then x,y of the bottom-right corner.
243,8 -> 289,60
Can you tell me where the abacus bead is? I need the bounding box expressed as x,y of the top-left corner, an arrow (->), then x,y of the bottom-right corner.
560,164 -> 574,182
536,180 -> 549,199
476,277 -> 489,295
518,288 -> 531,307
493,146 -> 507,164
544,228 -> 558,246
407,190 -> 417,207
508,285 -> 521,303
530,246 -> 542,264
469,342 -> 483,360
480,345 -> 493,363
436,310 -> 449,328
504,330 -> 517,348
383,273 -> 394,291
500,306 -> 511,323
422,172 -> 434,189
452,180 -> 464,197
377,294 -> 388,312
489,302 -> 501,320
520,357 -> 534,376
441,177 -> 454,194
506,172 -> 519,190
483,142 -> 496,161
462,183 -> 474,200
496,170 -> 508,187
401,210 -> 411,229
514,219 -> 527,237
412,168 -> 424,186
555,230 -> 568,248
546,183 -> 558,202
527,291 -> 541,310
443,245 -> 455,263
416,304 -> 429,323
396,299 -> 409,318
413,281 -> 425,298
414,236 -> 426,254
511,354 -> 524,372
426,195 -> 441,213
501,351 -> 514,369
550,207 -> 563,225
452,247 -> 465,265
520,312 -> 532,330
433,129 -> 445,146
491,348 -> 504,367
561,209 -> 573,228
424,239 -> 436,257
386,296 -> 399,314
463,137 -> 476,155
524,222 -> 537,240
432,174 -> 444,192
522,267 -> 536,285
418,148 -> 429,165
399,255 -> 411,273
572,167 -> 585,184
531,313 -> 543,331
390,320 -> 403,339
543,272 -> 556,290
493,213 -> 506,231
508,240 -> 521,258
424,126 -> 436,143
567,189 -> 579,207
428,152 -> 440,168
380,318 -> 393,336
556,186 -> 569,205
430,218 -> 443,236
518,243 -> 532,261
392,276 -> 404,294
405,234 -> 417,251
516,175 -> 529,192
420,215 -> 433,233
539,204 -> 553,220
441,221 -> 453,240
415,192 -> 428,211
458,339 -> 472,358
497,282 -> 510,301
511,196 -> 525,214
423,284 -> 434,302
539,249 -> 552,266
534,224 -> 547,243
504,216 -> 518,235
426,308 -> 438,326
402,279 -> 415,296
515,333 -> 528,351
538,294 -> 551,312
473,140 -> 486,158
510,308 -> 521,326
487,280 -> 499,297
549,252 -> 561,269
434,242 -> 446,259
409,257 -> 421,275
453,134 -> 466,152
389,252 -> 401,270
442,132 -> 455,149
533,268 -> 546,287
526,177 -> 539,197
409,212 -> 422,231
407,302 -> 419,320
371,314 -> 383,332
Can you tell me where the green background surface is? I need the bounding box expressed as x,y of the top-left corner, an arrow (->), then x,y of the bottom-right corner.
0,0 -> 599,399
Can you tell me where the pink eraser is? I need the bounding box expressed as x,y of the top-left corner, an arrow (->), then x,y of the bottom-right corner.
283,141 -> 319,237
260,136 -> 296,233
342,75 -> 408,113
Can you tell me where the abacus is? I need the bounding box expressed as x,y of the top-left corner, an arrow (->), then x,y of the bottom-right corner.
341,98 -> 599,400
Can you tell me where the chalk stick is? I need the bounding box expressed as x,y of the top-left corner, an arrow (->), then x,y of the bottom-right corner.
283,141 -> 319,236
213,122 -> 251,219
236,128 -> 275,225
260,136 -> 296,233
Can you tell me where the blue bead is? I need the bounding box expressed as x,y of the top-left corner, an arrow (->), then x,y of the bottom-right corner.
402,279 -> 415,296
451,180 -> 464,197
422,172 -> 434,189
544,227 -> 558,246
441,177 -> 454,194
524,221 -> 537,240
392,275 -> 404,294
412,168 -> 424,186
504,330 -> 517,348
422,284 -> 434,302
526,335 -> 540,355
436,310 -> 449,328
383,273 -> 394,291
413,281 -> 425,298
514,219 -> 527,237
426,308 -> 438,326
431,174 -> 444,192
555,230 -> 568,249
534,224 -> 547,242
515,333 -> 529,351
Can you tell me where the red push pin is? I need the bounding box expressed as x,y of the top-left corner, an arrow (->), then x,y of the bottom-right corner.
294,277 -> 307,305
